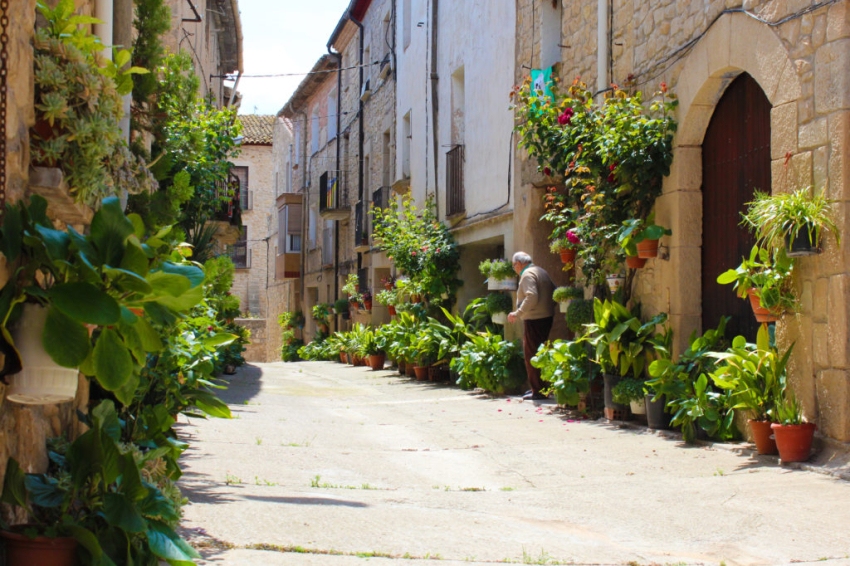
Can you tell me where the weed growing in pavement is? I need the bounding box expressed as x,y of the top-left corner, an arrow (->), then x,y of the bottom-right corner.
522,548 -> 553,565
254,476 -> 278,486
224,473 -> 243,485
714,468 -> 725,476
500,487 -> 515,491
255,437 -> 263,445
309,475 -> 382,490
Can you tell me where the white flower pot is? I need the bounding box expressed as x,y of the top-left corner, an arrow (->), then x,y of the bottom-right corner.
491,312 -> 508,325
487,278 -> 517,291
606,275 -> 625,294
6,304 -> 79,405
559,300 -> 572,313
630,399 -> 647,415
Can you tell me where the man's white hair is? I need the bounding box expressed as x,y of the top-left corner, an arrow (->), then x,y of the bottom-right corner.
512,251 -> 532,265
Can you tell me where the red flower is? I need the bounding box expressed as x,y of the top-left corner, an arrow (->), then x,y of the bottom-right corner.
557,107 -> 574,125
543,167 -> 551,176
660,82 -> 668,93
207,326 -> 214,332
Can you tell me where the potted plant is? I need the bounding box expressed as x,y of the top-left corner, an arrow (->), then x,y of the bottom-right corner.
380,274 -> 396,290
771,391 -> 817,463
342,273 -> 362,306
531,339 -> 597,408
717,245 -> 795,323
361,290 -> 373,311
644,327 -> 673,429
549,228 -> 580,265
334,298 -> 351,320
742,187 -> 840,256
612,377 -> 648,415
552,286 -> 583,313
312,303 -> 332,332
710,325 -> 792,455
0,401 -> 199,565
565,299 -> 594,336
376,289 -> 399,316
479,259 -> 517,291
451,331 -> 526,394
605,272 -> 626,295
358,327 -> 386,370
485,292 -> 513,325
618,217 -> 672,260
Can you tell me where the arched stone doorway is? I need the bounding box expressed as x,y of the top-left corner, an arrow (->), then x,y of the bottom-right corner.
701,73 -> 771,341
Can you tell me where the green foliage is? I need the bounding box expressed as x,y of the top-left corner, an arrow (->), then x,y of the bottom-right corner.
131,0 -> 172,118
297,337 -> 339,361
334,298 -> 351,315
371,195 -> 462,308
717,245 -> 796,313
611,377 -> 646,404
278,312 -> 304,362
479,259 -> 515,281
342,273 -> 362,302
311,303 -> 332,324
32,0 -> 154,205
585,299 -> 667,378
450,332 -> 526,394
565,299 -> 594,335
742,187 -> 840,251
515,77 -> 677,292
531,339 -> 596,406
552,286 -> 583,302
710,326 -> 792,422
617,216 -> 671,257
484,292 -> 513,315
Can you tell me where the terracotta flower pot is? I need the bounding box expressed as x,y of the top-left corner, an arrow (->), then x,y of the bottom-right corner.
413,365 -> 429,381
636,238 -> 659,258
388,305 -> 397,316
363,299 -> 373,311
625,255 -> 648,269
747,288 -> 780,323
367,353 -> 386,370
397,359 -> 406,375
559,248 -> 577,265
749,419 -> 778,455
771,422 -> 817,463
405,363 -> 417,378
0,529 -> 78,566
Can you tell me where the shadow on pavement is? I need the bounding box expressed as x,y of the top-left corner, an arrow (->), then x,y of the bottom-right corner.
242,494 -> 368,508
217,364 -> 263,405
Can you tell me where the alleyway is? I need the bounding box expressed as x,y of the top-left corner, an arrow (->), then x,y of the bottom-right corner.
178,362 -> 850,566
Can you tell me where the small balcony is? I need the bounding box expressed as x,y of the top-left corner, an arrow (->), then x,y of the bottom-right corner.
319,172 -> 350,220
354,201 -> 370,252
228,241 -> 251,269
446,144 -> 465,217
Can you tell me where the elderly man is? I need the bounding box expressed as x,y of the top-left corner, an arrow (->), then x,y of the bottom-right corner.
507,251 -> 555,400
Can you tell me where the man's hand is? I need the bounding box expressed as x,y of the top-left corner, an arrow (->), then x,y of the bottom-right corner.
507,311 -> 518,323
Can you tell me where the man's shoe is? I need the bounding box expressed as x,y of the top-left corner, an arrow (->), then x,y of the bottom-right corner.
524,390 -> 532,397
522,391 -> 534,400
531,392 -> 550,401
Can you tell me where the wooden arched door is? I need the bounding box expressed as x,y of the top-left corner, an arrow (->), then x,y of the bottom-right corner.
701,73 -> 771,341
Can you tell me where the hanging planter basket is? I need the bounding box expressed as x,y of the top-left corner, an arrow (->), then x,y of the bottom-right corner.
559,248 -> 577,265
636,239 -> 660,258
6,304 -> 79,405
387,305 -> 397,316
785,227 -> 820,257
605,275 -> 626,294
491,312 -> 508,325
746,288 -> 780,323
487,278 -> 517,291
625,255 -> 648,269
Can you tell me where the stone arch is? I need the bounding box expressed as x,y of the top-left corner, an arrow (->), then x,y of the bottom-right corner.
656,11 -> 802,351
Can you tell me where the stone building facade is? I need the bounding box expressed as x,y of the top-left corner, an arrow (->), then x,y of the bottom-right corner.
514,0 -> 850,441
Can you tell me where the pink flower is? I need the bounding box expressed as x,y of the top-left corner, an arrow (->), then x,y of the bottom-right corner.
557,107 -> 574,125
565,229 -> 580,246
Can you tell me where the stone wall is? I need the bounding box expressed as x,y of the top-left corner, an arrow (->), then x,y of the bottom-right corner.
515,0 -> 850,440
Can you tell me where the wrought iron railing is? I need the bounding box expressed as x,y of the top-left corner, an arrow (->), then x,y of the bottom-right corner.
446,145 -> 465,216
354,201 -> 369,248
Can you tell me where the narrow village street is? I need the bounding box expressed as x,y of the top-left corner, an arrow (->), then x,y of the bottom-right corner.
178,363 -> 850,566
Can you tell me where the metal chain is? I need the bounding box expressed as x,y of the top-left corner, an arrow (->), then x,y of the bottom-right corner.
0,0 -> 8,222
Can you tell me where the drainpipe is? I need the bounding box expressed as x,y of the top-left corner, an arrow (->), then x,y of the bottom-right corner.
350,13 -> 365,281
328,46 -> 343,305
94,0 -> 114,62
430,0 -> 439,218
596,0 -> 610,95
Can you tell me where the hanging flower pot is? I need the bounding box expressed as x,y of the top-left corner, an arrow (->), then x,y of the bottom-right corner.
771,422 -> 817,463
491,312 -> 508,325
487,278 -> 517,291
746,288 -> 780,323
363,298 -> 373,311
625,255 -> 647,269
785,226 -> 820,257
558,300 -> 572,313
606,274 -> 626,294
6,304 -> 79,405
559,248 -> 577,265
636,239 -> 659,258
749,419 -> 778,455
388,305 -> 397,316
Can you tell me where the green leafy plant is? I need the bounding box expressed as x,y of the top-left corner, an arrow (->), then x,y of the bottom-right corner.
773,389 -> 804,425
617,217 -> 672,256
334,298 -> 351,316
565,299 -> 594,335
376,289 -> 399,307
531,339 -> 596,406
612,377 -> 647,405
450,331 -> 526,394
484,292 -> 513,315
478,259 -> 515,281
742,187 -> 840,252
342,273 -> 362,303
585,299 -> 667,378
552,286 -> 583,302
710,325 -> 792,422
1,401 -> 199,564
717,245 -> 796,313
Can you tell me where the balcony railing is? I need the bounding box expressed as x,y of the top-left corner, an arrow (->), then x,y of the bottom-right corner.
228,241 -> 250,268
446,144 -> 465,217
372,186 -> 392,210
319,173 -> 350,220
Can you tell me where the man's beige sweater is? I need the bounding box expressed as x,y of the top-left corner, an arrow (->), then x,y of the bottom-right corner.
515,264 -> 555,320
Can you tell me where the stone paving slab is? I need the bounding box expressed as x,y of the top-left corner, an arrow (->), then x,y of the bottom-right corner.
178,362 -> 850,566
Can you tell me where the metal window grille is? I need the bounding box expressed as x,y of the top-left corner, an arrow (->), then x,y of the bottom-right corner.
446,145 -> 465,216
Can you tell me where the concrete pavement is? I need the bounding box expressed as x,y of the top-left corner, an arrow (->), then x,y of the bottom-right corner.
177,361 -> 850,566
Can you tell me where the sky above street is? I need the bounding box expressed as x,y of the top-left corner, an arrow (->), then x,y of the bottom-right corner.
237,0 -> 352,116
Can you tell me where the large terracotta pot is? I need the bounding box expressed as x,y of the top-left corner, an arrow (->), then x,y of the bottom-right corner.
749,419 -> 778,455
771,422 -> 817,463
747,288 -> 780,323
367,353 -> 386,370
0,529 -> 78,566
413,365 -> 429,381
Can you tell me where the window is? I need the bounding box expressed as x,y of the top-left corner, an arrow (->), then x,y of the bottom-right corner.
309,206 -> 317,247
403,0 -> 411,50
539,1 -> 562,69
327,89 -> 338,140
382,130 -> 392,187
278,203 -> 302,253
232,166 -> 251,210
311,107 -> 320,154
402,111 -> 411,179
229,226 -> 249,268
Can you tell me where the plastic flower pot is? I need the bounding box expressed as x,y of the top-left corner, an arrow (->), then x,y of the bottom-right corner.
491,312 -> 508,325
487,278 -> 517,291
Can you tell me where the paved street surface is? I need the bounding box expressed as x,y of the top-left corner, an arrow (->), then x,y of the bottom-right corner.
178,362 -> 850,566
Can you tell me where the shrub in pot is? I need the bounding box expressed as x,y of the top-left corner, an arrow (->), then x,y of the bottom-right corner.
484,292 -> 513,325
552,286 -> 583,313
717,245 -> 795,323
479,259 -> 517,290
531,339 -> 596,407
450,331 -> 526,394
